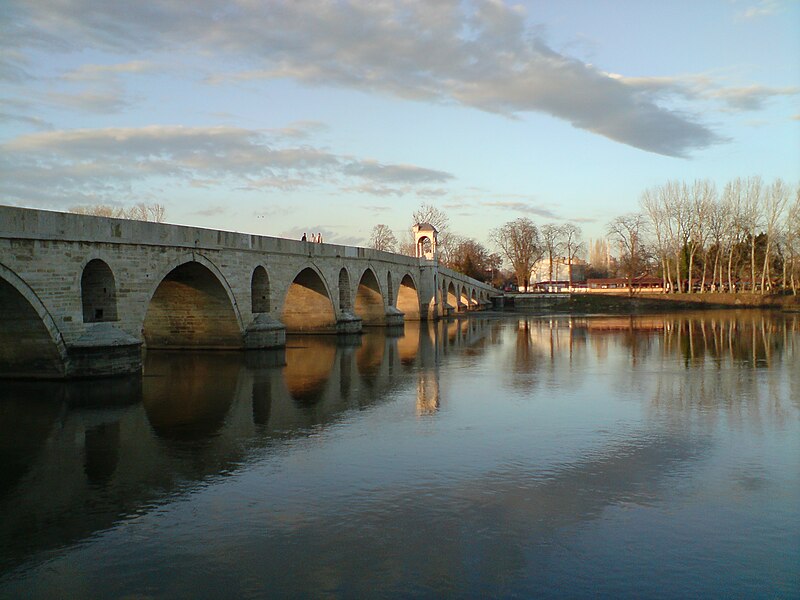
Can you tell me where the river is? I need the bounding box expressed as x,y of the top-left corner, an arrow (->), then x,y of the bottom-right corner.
1,311 -> 798,598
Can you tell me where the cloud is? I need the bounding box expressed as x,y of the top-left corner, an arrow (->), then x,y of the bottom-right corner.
0,111 -> 51,129
0,124 -> 455,206
268,120 -> 330,140
481,201 -> 561,219
4,0 -> 728,156
46,89 -> 131,113
613,73 -> 799,113
61,60 -> 159,82
343,160 -> 453,184
191,205 -> 230,217
736,0 -> 781,20
706,85 -> 800,111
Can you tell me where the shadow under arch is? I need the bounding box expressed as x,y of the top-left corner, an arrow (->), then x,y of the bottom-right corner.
447,282 -> 458,308
355,267 -> 385,326
281,266 -> 337,333
460,286 -> 469,308
81,258 -> 118,323
338,267 -> 352,312
0,263 -> 66,378
143,258 -> 243,349
251,265 -> 270,313
283,336 -> 337,406
397,273 -> 420,320
471,289 -> 478,308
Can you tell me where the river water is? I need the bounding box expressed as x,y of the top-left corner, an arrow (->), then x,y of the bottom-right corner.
1,311 -> 798,598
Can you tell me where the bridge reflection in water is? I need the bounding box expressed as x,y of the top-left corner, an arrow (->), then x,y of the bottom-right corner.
0,312 -> 797,597
0,317 -> 494,572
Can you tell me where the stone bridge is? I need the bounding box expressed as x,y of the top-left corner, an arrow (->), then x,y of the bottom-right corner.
0,206 -> 496,378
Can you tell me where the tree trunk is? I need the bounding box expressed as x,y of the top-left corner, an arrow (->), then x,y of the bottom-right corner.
727,246 -> 735,292
761,239 -> 773,294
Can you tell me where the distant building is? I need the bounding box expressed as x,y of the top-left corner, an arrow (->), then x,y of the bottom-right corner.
529,256 -> 587,291
586,276 -> 663,293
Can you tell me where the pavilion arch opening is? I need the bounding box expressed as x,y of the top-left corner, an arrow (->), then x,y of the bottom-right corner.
282,267 -> 337,333
397,274 -> 420,320
81,259 -> 118,323
251,266 -> 270,313
0,275 -> 64,378
143,261 -> 242,349
355,268 -> 385,326
338,268 -> 352,312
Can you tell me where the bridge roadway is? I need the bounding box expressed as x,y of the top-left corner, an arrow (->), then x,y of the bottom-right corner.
0,206 -> 496,378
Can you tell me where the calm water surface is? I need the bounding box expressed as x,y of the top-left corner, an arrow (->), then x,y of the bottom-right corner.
1,311 -> 798,598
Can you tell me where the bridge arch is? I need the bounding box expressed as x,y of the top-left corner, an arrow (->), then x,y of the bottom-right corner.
471,289 -> 478,308
251,265 -> 271,313
447,281 -> 458,308
143,255 -> 243,349
281,265 -> 336,333
396,273 -> 420,320
354,266 -> 385,326
0,262 -> 66,377
81,258 -> 118,323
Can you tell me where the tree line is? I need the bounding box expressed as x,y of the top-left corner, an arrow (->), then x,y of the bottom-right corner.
374,176 -> 800,298
69,203 -> 167,222
613,177 -> 800,295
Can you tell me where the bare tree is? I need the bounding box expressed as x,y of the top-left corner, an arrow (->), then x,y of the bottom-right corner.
369,224 -> 397,252
607,213 -> 649,295
688,179 -> 715,293
760,178 -> 790,293
397,230 -> 416,256
786,185 -> 800,295
706,198 -> 730,292
448,237 -> 491,280
721,178 -> 752,292
561,223 -> 583,290
70,204 -> 125,218
491,218 -> 543,292
738,176 -> 764,291
588,238 -> 611,276
70,203 -> 167,222
640,187 -> 670,293
540,224 -> 563,283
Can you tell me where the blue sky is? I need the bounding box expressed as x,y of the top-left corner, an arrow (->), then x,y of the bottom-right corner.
1,0 -> 798,248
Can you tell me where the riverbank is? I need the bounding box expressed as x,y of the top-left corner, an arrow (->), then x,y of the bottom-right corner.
503,292 -> 800,314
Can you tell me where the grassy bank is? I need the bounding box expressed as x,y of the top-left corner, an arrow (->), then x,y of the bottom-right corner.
505,292 -> 800,314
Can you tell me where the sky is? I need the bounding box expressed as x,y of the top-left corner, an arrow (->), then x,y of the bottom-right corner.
1,0 -> 799,248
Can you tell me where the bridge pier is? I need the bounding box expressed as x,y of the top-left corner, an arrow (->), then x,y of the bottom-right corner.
385,306 -> 404,327
65,323 -> 142,378
244,314 -> 286,349
336,312 -> 363,334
